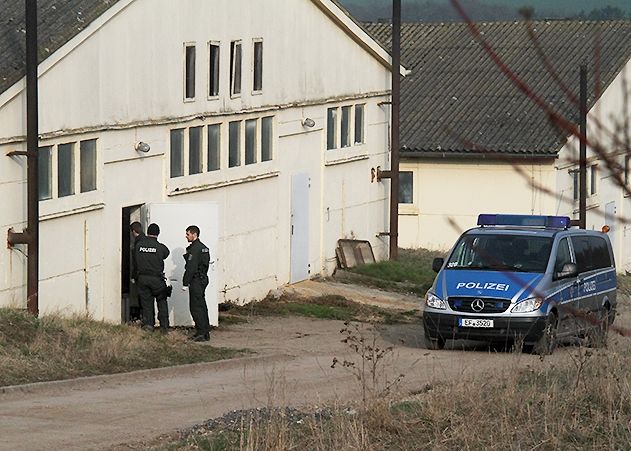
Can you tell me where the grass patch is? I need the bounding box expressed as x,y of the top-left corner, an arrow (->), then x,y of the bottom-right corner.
223,294 -> 417,324
159,344 -> 631,450
0,308 -> 242,387
339,248 -> 444,296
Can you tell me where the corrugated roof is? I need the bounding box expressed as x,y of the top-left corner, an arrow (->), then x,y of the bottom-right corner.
365,20 -> 631,157
0,0 -> 119,96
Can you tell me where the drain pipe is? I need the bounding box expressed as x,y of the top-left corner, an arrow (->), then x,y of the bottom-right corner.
7,0 -> 39,316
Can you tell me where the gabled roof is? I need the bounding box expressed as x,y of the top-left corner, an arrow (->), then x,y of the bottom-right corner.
0,0 -> 398,99
0,0 -> 121,96
365,20 -> 631,158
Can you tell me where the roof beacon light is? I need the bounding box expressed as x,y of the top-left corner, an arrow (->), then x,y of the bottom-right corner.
477,214 -> 571,229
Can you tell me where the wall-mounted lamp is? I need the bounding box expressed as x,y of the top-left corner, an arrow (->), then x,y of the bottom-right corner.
301,118 -> 316,128
135,141 -> 151,153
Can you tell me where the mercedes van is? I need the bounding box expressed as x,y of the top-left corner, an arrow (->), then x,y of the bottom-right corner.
423,214 -> 617,354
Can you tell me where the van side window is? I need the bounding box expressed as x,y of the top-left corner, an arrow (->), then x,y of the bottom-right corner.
555,238 -> 572,272
571,237 -> 591,273
589,236 -> 613,269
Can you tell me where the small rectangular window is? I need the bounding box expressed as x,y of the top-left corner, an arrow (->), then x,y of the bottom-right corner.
230,41 -> 242,96
571,170 -> 579,201
170,129 -> 185,178
261,116 -> 273,162
38,146 -> 52,200
185,44 -> 196,99
209,43 -> 220,97
590,165 -> 597,195
58,143 -> 75,197
253,40 -> 263,92
399,171 -> 413,204
341,106 -> 351,148
189,126 -> 203,175
327,107 -> 337,150
80,139 -> 97,193
354,104 -> 365,144
245,119 -> 257,165
625,155 -> 630,185
229,121 -> 241,167
207,124 -> 221,171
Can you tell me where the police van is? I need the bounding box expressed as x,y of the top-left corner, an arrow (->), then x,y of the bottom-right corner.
423,214 -> 617,354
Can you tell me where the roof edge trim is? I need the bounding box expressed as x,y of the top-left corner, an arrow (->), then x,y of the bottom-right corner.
311,0 -> 406,76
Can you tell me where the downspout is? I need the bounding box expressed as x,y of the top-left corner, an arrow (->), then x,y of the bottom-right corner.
7,0 -> 39,316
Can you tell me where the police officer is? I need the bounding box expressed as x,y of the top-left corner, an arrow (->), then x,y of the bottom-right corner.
183,225 -> 211,341
129,221 -> 145,321
135,223 -> 170,333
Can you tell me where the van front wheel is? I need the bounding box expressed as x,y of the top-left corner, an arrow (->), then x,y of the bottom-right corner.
532,312 -> 558,355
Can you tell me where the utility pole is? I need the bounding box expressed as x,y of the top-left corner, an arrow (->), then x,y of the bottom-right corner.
579,65 -> 587,229
7,0 -> 39,316
377,0 -> 401,260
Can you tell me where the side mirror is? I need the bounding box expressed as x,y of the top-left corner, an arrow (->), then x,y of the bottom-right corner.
556,262 -> 578,280
432,257 -> 444,273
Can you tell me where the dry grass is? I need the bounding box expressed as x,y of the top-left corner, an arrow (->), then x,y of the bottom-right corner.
0,308 -> 241,387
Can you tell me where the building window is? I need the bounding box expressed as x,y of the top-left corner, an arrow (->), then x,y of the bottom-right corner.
208,42 -> 220,97
341,106 -> 351,148
245,119 -> 257,165
79,139 -> 97,193
170,129 -> 185,178
399,171 -> 413,204
625,155 -> 630,186
354,104 -> 365,144
229,121 -> 241,167
571,169 -> 579,201
58,143 -> 75,197
261,116 -> 273,162
230,41 -> 242,96
38,146 -> 52,201
189,126 -> 203,175
207,124 -> 221,171
184,44 -> 196,100
253,40 -> 263,92
590,165 -> 597,196
327,107 -> 337,150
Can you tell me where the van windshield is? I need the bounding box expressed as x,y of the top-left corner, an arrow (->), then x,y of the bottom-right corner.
446,234 -> 553,273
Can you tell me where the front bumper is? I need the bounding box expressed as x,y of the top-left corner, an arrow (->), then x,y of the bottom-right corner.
423,311 -> 547,344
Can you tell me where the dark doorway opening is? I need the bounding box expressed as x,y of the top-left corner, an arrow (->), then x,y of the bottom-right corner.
121,205 -> 143,323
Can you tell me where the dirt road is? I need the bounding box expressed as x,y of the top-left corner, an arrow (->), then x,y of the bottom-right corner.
0,309 -> 564,451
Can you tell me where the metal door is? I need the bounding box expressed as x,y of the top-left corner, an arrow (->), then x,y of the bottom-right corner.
605,201 -> 616,249
290,173 -> 310,283
143,202 -> 219,326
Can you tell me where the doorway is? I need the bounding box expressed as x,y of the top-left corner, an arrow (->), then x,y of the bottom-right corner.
121,204 -> 143,323
290,173 -> 310,283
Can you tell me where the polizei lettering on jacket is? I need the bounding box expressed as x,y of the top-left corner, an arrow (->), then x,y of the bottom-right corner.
455,282 -> 510,291
139,247 -> 157,253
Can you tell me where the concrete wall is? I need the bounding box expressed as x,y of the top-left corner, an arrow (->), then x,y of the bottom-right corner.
399,159 -> 557,251
0,0 -> 392,319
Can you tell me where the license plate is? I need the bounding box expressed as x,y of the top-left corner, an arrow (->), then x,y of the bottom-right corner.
459,318 -> 494,328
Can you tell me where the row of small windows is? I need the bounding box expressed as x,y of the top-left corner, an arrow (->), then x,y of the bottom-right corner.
170,116 -> 274,178
38,139 -> 97,201
326,104 -> 365,150
570,164 -> 597,201
185,39 -> 263,100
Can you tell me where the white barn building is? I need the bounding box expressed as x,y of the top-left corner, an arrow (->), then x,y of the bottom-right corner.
0,0 -> 398,323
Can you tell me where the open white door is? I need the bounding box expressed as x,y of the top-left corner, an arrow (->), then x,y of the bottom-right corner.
143,202 -> 219,326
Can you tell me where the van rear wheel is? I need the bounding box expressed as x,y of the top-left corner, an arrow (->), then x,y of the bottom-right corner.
532,312 -> 558,355
587,307 -> 610,348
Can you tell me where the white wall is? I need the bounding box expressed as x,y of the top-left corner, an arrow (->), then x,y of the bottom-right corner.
555,58 -> 631,272
399,159 -> 557,251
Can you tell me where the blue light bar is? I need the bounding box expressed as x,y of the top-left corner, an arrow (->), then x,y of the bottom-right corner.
477,214 -> 571,229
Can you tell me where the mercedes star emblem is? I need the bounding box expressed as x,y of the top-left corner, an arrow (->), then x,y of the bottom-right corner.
471,298 -> 485,312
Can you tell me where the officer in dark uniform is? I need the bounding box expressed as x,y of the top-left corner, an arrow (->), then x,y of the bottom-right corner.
129,221 -> 145,320
134,223 -> 170,333
183,225 -> 211,341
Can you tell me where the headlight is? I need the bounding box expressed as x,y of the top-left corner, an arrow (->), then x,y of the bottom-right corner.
511,297 -> 543,313
425,292 -> 447,310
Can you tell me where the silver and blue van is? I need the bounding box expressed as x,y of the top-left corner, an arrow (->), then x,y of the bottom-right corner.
423,214 -> 617,354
